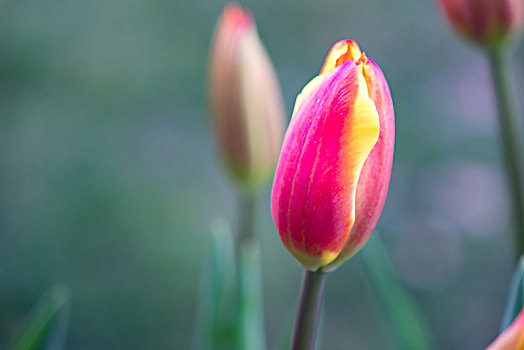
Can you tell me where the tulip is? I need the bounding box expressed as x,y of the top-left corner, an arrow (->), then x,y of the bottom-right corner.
270,40 -> 395,272
487,309 -> 524,349
208,3 -> 285,192
436,0 -> 524,48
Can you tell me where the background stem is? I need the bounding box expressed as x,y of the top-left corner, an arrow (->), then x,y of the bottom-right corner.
488,48 -> 524,255
237,193 -> 256,246
292,270 -> 326,350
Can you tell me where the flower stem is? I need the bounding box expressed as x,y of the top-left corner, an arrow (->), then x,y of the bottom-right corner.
292,270 -> 326,350
487,48 -> 524,256
237,193 -> 256,245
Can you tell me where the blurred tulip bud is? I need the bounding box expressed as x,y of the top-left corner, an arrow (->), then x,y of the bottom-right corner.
270,40 -> 395,271
208,3 -> 285,192
437,0 -> 524,48
487,309 -> 524,349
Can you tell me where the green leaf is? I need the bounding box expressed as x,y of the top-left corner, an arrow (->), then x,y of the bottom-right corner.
361,234 -> 434,350
499,256 -> 524,332
237,240 -> 266,350
275,306 -> 295,350
193,218 -> 237,350
11,283 -> 71,350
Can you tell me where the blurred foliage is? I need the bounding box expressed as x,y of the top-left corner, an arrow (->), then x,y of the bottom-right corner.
237,240 -> 266,350
0,0 -> 523,349
500,256 -> 524,332
193,220 -> 236,350
362,234 -> 434,350
193,220 -> 266,350
10,283 -> 71,350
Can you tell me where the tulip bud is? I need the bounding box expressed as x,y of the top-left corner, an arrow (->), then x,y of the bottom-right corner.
487,309 -> 524,349
437,0 -> 524,49
208,3 -> 285,192
270,40 -> 395,271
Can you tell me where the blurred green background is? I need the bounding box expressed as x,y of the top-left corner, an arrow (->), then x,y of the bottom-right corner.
1,0 -> 523,348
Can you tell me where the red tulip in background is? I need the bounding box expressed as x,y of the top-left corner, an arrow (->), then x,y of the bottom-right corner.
437,0 -> 524,48
208,3 -> 285,191
270,40 -> 395,272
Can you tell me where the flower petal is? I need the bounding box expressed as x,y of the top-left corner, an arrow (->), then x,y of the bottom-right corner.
487,309 -> 524,350
325,57 -> 395,271
271,61 -> 380,270
320,40 -> 362,75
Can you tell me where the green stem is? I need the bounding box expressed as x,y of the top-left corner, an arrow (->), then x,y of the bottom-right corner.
237,193 -> 256,245
488,48 -> 524,255
291,270 -> 326,350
